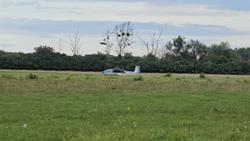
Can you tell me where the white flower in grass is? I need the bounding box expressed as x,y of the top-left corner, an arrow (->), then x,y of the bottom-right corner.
23,123 -> 28,128
133,122 -> 137,128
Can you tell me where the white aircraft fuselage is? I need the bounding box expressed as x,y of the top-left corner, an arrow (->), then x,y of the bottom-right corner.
102,66 -> 140,76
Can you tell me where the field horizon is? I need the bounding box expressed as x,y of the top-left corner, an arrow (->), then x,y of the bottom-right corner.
1,69 -> 250,77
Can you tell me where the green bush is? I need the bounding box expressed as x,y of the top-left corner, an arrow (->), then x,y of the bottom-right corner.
134,76 -> 144,81
207,78 -> 213,83
175,77 -> 181,81
164,73 -> 172,77
243,80 -> 250,84
85,75 -> 91,80
66,75 -> 73,81
26,73 -> 38,80
200,73 -> 206,79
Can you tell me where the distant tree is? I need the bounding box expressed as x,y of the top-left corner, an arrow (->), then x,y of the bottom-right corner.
164,36 -> 209,61
0,50 -> 5,55
165,36 -> 187,57
69,31 -> 81,57
57,38 -> 63,53
33,46 -> 58,70
186,40 -> 208,61
34,46 -> 54,54
114,22 -> 134,57
100,30 -> 114,55
236,48 -> 250,61
140,29 -> 163,57
205,42 -> 240,64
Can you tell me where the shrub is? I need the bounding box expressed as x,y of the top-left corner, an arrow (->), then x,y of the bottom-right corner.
200,73 -> 206,79
175,77 -> 181,81
164,73 -> 172,77
207,78 -> 213,83
134,76 -> 144,81
66,75 -> 73,81
85,75 -> 90,80
243,80 -> 250,84
27,73 -> 38,79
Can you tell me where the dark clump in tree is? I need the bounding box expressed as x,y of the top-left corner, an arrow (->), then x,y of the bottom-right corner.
100,30 -> 114,55
101,22 -> 134,57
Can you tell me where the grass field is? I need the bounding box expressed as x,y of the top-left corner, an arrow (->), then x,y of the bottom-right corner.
0,70 -> 250,141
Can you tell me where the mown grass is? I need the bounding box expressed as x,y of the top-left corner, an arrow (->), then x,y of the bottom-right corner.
0,70 -> 250,141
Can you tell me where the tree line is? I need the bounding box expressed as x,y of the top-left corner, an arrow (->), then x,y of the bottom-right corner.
0,22 -> 250,74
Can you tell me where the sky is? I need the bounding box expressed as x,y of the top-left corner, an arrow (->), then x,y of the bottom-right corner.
0,0 -> 250,56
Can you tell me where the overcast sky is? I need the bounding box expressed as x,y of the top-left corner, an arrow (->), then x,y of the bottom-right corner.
0,0 -> 250,55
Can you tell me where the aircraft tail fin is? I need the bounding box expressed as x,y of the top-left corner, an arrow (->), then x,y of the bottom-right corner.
134,66 -> 140,73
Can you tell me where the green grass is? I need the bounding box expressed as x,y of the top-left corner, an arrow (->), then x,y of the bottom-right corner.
0,70 -> 250,141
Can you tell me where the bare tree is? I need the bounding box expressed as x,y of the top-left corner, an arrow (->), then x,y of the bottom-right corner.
140,29 -> 163,56
57,38 -> 63,53
69,31 -> 81,57
114,22 -> 134,57
100,30 -> 114,55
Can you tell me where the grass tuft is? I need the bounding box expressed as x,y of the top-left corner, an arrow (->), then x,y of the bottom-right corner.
133,76 -> 144,81
163,73 -> 172,77
66,74 -> 74,81
26,73 -> 38,80
175,77 -> 181,81
243,80 -> 250,84
199,73 -> 206,79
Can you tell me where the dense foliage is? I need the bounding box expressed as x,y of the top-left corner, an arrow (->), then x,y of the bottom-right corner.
0,37 -> 250,74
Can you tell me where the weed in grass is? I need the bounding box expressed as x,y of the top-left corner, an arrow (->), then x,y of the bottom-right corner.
200,73 -> 206,79
176,77 -> 181,81
66,75 -> 74,81
163,73 -> 172,77
85,75 -> 90,80
207,78 -> 213,83
26,73 -> 38,79
133,76 -> 144,81
243,80 -> 250,84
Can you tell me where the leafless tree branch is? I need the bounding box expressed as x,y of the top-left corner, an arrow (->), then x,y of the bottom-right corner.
69,31 -> 81,57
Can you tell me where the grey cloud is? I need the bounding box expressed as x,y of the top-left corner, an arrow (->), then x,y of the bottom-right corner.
3,0 -> 250,12
44,0 -> 250,11
0,18 -> 249,37
0,1 -> 40,7
0,43 -> 16,48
